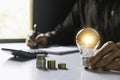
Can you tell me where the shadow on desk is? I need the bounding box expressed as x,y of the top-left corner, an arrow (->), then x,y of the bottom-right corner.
7,57 -> 33,62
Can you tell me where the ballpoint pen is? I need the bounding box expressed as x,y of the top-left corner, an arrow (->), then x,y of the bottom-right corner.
34,24 -> 37,35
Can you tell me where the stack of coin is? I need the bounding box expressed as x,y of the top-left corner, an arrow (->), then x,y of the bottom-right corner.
47,59 -> 57,70
36,54 -> 46,70
58,63 -> 67,70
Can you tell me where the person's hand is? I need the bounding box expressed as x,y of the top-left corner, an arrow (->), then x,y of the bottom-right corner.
26,31 -> 48,48
87,41 -> 120,71
35,33 -> 48,48
26,31 -> 38,48
34,31 -> 55,48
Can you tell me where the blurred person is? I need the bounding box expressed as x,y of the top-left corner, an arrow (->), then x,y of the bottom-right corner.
26,0 -> 120,71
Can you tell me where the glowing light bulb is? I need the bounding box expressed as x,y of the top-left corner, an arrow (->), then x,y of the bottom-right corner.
76,27 -> 101,67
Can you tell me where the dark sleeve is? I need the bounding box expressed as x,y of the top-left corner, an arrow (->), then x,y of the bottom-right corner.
47,1 -> 81,45
77,0 -> 120,44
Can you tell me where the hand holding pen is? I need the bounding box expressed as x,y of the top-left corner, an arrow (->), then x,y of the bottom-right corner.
26,24 -> 39,48
26,24 -> 48,48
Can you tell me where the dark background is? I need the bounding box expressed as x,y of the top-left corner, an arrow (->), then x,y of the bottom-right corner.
33,0 -> 77,33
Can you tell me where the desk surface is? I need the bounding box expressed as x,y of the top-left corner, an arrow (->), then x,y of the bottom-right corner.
0,43 -> 120,80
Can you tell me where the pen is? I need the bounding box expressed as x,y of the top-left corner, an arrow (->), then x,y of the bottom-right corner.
33,24 -> 39,48
34,24 -> 37,35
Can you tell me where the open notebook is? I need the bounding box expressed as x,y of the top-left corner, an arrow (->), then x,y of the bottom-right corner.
1,46 -> 79,58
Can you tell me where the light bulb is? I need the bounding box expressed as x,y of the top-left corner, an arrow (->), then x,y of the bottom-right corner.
76,27 -> 101,67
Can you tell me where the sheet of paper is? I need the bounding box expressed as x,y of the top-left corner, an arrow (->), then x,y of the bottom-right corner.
27,46 -> 79,55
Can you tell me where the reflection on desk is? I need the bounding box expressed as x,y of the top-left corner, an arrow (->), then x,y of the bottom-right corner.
0,43 -> 120,80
